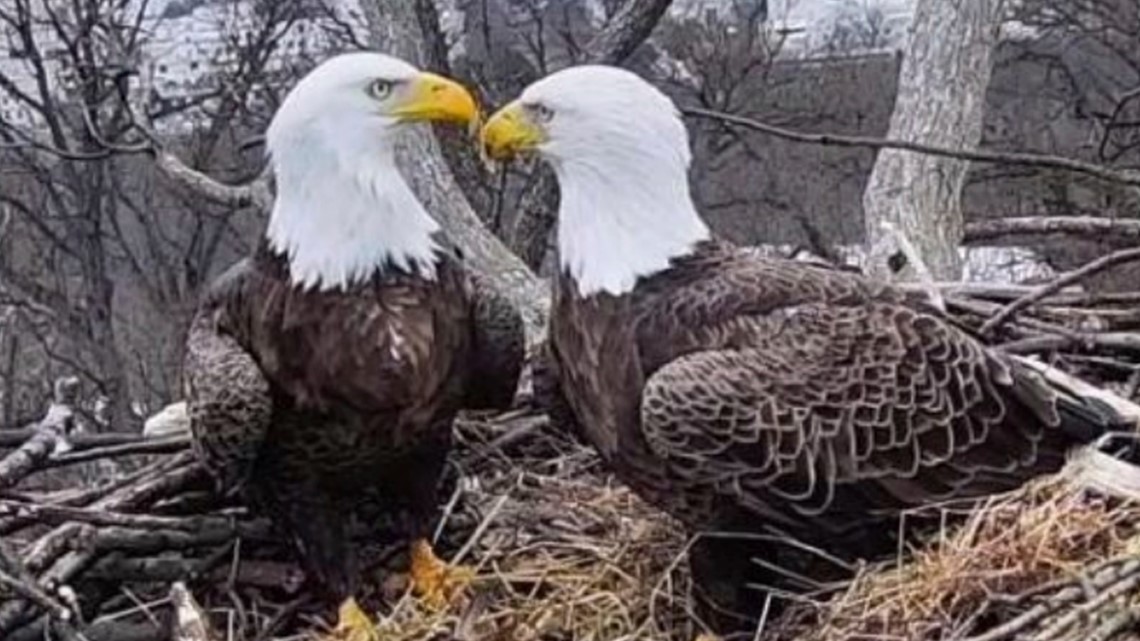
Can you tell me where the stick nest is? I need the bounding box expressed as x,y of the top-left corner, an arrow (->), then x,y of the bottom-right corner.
6,278 -> 1140,641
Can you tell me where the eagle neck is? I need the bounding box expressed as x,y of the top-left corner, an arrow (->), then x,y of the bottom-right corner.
553,155 -> 710,297
266,132 -> 441,291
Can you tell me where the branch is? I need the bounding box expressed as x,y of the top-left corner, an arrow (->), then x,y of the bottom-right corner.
980,246 -> 1140,336
0,540 -> 82,641
44,436 -> 189,467
152,151 -> 270,211
964,216 -> 1140,244
583,0 -> 673,64
683,107 -> 1140,188
0,377 -> 79,491
0,501 -> 260,537
0,429 -> 157,450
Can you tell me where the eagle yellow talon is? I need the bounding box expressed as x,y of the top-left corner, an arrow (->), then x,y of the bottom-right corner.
323,597 -> 378,641
409,538 -> 473,610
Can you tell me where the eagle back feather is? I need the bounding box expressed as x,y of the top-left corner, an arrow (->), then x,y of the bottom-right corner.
550,240 -> 1124,540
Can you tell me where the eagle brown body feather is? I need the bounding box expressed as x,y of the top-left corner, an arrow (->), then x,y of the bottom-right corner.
543,239 -> 1122,629
186,241 -> 522,600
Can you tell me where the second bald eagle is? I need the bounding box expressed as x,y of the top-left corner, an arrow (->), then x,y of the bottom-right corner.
483,66 -> 1128,630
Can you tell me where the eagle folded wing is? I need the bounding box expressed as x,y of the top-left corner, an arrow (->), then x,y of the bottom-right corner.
462,272 -> 525,410
184,313 -> 272,495
639,301 -> 1087,529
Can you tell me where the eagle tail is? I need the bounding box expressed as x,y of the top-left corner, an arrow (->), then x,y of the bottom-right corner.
1009,358 -> 1135,444
1056,394 -> 1128,443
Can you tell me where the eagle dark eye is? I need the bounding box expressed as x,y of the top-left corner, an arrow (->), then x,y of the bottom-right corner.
527,102 -> 554,123
368,79 -> 394,100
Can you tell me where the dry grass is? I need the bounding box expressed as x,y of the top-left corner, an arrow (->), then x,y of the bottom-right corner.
780,458 -> 1140,641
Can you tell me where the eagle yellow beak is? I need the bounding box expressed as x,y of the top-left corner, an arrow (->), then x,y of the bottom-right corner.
391,72 -> 479,126
481,101 -> 545,161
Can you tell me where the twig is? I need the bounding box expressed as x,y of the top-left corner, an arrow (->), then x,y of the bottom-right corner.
0,539 -> 83,641
684,107 -> 1140,188
998,333 -> 1140,355
980,246 -> 1140,336
1033,571 -> 1140,641
1086,608 -> 1140,641
0,429 -> 61,490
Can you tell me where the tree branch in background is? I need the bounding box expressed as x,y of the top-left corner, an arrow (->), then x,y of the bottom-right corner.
583,0 -> 674,64
684,107 -> 1140,189
980,246 -> 1140,336
964,216 -> 1140,244
152,151 -> 269,211
0,378 -> 78,491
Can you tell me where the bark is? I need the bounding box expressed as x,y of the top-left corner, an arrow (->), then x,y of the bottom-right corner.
361,1 -> 549,346
862,0 -> 1006,281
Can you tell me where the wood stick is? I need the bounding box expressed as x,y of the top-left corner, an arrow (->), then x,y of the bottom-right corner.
980,247 -> 1140,336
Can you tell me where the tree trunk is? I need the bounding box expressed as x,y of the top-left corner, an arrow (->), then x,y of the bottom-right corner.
862,0 -> 1006,281
360,1 -> 550,347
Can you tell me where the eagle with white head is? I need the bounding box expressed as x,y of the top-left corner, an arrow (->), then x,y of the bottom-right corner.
185,52 -> 523,618
483,65 -> 1127,632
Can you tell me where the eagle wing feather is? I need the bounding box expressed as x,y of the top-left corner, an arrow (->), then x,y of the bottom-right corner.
184,312 -> 272,495
463,272 -> 525,410
635,254 -> 1111,532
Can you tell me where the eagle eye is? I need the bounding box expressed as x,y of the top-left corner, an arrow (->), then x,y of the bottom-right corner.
526,102 -> 554,123
368,79 -> 394,100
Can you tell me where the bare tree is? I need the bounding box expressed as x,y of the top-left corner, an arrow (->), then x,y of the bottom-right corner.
863,0 -> 1007,280
0,0 -> 316,425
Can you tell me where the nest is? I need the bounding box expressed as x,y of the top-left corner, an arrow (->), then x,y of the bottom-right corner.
4,279 -> 1140,641
778,461 -> 1140,641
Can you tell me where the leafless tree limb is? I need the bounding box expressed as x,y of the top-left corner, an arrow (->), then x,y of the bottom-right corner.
0,540 -> 82,641
151,151 -> 269,211
0,378 -> 78,491
964,216 -> 1140,244
584,0 -> 673,64
981,246 -> 1140,336
684,107 -> 1140,189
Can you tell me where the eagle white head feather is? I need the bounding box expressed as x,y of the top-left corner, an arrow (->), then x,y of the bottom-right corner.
482,65 -> 710,296
266,52 -> 478,290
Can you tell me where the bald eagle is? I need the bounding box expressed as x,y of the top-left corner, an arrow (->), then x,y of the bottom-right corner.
185,53 -> 523,614
483,66 -> 1128,632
